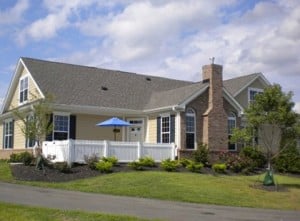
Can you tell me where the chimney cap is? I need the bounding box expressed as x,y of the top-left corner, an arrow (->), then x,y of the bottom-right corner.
209,57 -> 215,64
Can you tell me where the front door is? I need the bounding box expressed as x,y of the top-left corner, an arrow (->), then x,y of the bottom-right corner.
127,119 -> 144,142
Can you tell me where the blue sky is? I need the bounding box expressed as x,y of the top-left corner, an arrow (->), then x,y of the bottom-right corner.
1,0 -> 300,112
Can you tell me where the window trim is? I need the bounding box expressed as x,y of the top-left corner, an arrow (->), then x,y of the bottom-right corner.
185,108 -> 196,149
19,75 -> 29,105
160,114 -> 170,143
228,112 -> 237,151
53,112 -> 70,140
4,118 -> 13,149
248,87 -> 263,104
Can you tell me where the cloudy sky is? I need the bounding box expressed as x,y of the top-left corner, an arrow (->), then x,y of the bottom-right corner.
1,0 -> 300,112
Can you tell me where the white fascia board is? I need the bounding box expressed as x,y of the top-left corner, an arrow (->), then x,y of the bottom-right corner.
233,73 -> 271,97
223,88 -> 244,116
0,58 -> 45,114
0,59 -> 23,114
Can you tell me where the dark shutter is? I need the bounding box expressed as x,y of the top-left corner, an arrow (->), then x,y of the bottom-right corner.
11,120 -> 14,149
170,115 -> 175,143
69,115 -> 76,139
45,114 -> 53,141
2,122 -> 5,149
157,117 -> 161,143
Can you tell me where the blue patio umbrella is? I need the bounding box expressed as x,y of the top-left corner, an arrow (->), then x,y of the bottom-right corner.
96,117 -> 131,141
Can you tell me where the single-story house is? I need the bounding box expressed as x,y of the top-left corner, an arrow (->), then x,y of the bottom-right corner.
0,57 -> 270,159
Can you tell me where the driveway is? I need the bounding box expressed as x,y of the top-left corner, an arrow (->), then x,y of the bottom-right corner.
0,182 -> 299,221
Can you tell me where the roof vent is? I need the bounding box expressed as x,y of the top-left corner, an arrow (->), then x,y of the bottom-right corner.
101,86 -> 108,91
146,77 -> 151,81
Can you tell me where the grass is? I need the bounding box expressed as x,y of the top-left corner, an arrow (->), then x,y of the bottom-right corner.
1,161 -> 299,211
0,202 -> 156,221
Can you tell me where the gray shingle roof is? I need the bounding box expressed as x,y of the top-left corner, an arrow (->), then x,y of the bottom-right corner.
223,73 -> 260,96
22,57 -> 192,111
21,57 -> 261,112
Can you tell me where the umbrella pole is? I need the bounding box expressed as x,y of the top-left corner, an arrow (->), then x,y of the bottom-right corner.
114,126 -> 116,141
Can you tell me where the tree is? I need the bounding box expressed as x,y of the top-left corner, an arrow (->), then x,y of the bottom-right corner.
14,94 -> 53,150
231,84 -> 300,184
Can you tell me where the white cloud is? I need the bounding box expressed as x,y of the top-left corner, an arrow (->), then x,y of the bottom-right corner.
294,102 -> 300,114
16,0 -> 98,45
77,1 -> 235,62
0,0 -> 29,25
20,13 -> 69,42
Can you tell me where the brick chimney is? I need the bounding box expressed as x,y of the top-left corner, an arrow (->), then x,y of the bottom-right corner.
202,64 -> 228,152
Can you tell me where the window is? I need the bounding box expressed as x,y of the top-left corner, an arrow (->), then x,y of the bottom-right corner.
186,108 -> 196,149
161,115 -> 170,143
53,115 -> 69,140
248,88 -> 263,104
228,112 -> 236,151
19,76 -> 29,104
4,119 -> 14,149
26,115 -> 35,148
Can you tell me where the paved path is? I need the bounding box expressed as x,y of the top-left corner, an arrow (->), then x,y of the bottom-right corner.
0,181 -> 299,221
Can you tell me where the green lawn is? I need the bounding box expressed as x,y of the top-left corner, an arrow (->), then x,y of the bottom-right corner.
1,161 -> 299,210
0,202 -> 157,221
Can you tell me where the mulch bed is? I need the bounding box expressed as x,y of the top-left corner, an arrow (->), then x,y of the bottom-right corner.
10,163 -> 103,182
9,163 -> 169,182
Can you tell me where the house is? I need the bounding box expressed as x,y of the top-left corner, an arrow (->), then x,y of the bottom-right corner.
0,57 -> 270,159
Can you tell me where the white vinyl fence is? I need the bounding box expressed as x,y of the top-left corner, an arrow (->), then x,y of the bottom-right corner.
42,139 -> 177,165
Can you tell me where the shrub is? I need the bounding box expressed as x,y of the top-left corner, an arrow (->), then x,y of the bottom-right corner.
9,152 -> 34,166
240,146 -> 266,169
101,156 -> 118,166
96,161 -> 113,173
128,157 -> 156,170
179,158 -> 193,167
54,162 -> 71,173
84,154 -> 99,170
273,146 -> 300,173
9,153 -> 21,163
19,152 -> 34,166
139,156 -> 156,167
128,161 -> 144,171
193,143 -> 209,165
161,159 -> 180,172
219,152 -> 248,173
186,162 -> 203,173
212,163 -> 227,173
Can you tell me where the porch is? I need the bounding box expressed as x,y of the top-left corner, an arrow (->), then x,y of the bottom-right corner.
42,139 -> 177,165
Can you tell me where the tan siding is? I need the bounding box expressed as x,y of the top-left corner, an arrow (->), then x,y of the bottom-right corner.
0,123 -> 3,148
8,67 -> 42,111
235,79 -> 266,109
13,119 -> 26,149
76,115 -> 123,141
147,116 -> 157,143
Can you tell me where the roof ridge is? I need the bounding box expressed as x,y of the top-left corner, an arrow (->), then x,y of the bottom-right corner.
224,72 -> 261,82
21,57 -> 193,83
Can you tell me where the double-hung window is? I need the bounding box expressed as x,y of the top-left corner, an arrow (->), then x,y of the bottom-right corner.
19,76 -> 29,104
228,112 -> 237,151
26,115 -> 35,148
186,108 -> 196,149
161,115 -> 170,143
4,119 -> 14,149
53,114 -> 69,140
248,88 -> 263,104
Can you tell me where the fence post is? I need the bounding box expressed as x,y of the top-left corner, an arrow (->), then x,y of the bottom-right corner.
137,142 -> 141,160
171,143 -> 176,160
67,139 -> 74,166
103,140 -> 108,157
